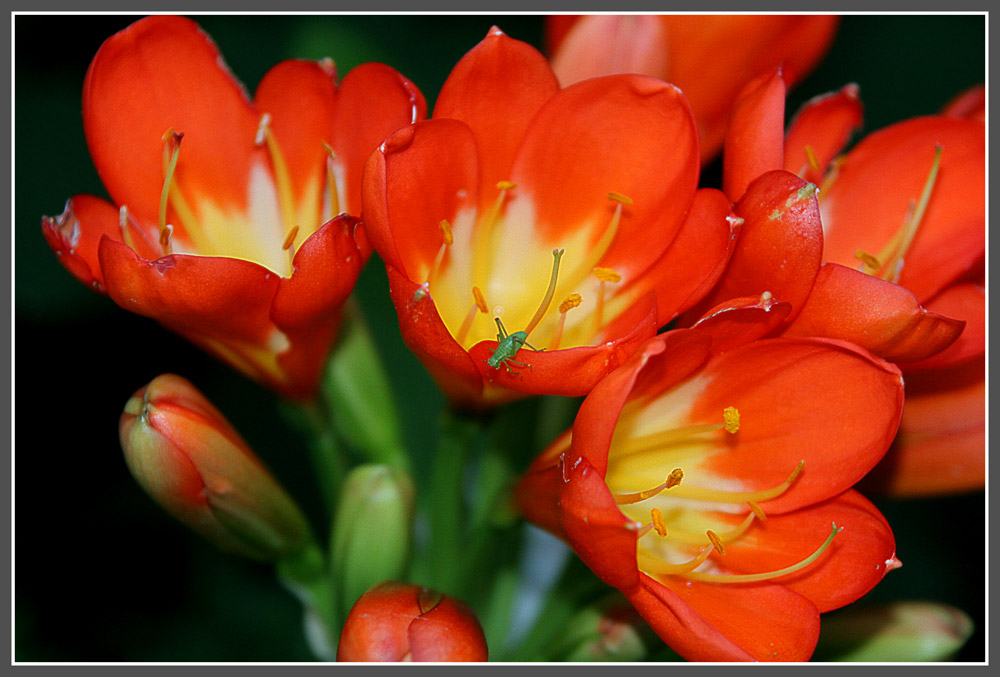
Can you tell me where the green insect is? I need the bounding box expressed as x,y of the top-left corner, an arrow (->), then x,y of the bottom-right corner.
484,248 -> 565,379
486,317 -> 542,377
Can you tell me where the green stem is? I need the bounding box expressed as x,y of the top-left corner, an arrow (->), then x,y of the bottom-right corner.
289,401 -> 348,512
276,543 -> 339,661
427,408 -> 480,594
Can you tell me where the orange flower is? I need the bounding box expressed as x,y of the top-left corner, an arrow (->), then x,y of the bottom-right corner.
42,16 -> 425,399
702,72 -> 985,495
337,582 -> 488,662
546,15 -> 839,161
363,27 -> 737,408
517,327 -> 903,661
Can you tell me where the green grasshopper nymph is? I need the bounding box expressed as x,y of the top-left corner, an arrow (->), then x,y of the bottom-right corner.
485,248 -> 564,378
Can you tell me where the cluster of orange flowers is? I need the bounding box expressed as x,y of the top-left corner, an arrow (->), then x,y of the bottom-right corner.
42,15 -> 983,662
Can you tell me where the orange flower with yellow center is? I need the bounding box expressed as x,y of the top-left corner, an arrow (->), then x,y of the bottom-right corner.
363,27 -> 738,407
517,326 -> 903,661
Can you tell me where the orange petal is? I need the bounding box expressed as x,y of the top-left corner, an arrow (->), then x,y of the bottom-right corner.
940,84 -> 985,121
384,264 -> 485,409
688,170 -> 823,325
723,67 -> 787,202
510,74 -> 699,278
691,294 -> 793,354
550,15 -> 670,86
653,574 -> 821,661
96,237 -> 308,397
433,27 -> 558,206
639,188 -> 741,325
784,263 -> 966,364
783,83 -> 863,184
362,120 -> 479,281
41,195 -> 131,291
333,62 -> 427,220
467,293 -> 658,399
662,14 -> 839,162
819,116 -> 985,302
82,15 -> 258,229
862,356 -> 985,497
902,283 -> 984,371
716,490 -> 897,613
690,337 -> 904,514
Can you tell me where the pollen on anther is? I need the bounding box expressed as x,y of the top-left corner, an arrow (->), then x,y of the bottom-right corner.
854,249 -> 881,270
747,500 -> 768,521
606,191 -> 634,206
650,508 -> 667,537
282,225 -> 300,251
723,406 -> 741,434
706,530 -> 726,555
559,293 -> 583,314
593,267 -> 622,283
804,145 -> 821,173
439,219 -> 454,246
158,224 -> 173,251
472,286 -> 489,313
496,180 -> 517,191
665,468 -> 684,489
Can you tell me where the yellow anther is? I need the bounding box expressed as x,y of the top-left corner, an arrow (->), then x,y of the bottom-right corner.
158,223 -> 173,253
607,191 -> 634,206
612,468 -> 684,505
282,225 -> 300,251
706,530 -> 726,556
593,267 -> 622,283
472,286 -> 489,314
723,406 -> 740,434
747,500 -> 768,522
650,508 -> 667,537
496,180 -> 517,191
804,144 -> 821,173
439,219 -> 454,246
558,293 -> 583,314
854,249 -> 881,272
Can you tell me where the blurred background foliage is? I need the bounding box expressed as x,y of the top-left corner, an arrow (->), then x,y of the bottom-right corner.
14,14 -> 985,662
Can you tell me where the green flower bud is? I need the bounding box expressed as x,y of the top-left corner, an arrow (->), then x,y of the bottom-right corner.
120,374 -> 313,561
330,464 -> 416,617
554,594 -> 657,662
815,601 -> 974,662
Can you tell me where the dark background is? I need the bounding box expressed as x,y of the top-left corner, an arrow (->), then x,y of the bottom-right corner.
14,14 -> 986,661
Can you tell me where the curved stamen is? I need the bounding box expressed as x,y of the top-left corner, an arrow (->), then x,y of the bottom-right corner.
637,544 -> 715,575
562,192 -> 628,290
524,248 -> 565,336
472,181 -> 516,290
158,130 -> 183,251
428,219 -> 454,286
256,113 -> 297,238
655,512 -> 757,547
613,468 -> 684,505
651,460 -> 805,504
681,523 -> 842,583
457,286 -> 490,346
322,142 -> 341,221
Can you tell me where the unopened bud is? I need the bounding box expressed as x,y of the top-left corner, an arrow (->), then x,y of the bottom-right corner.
119,374 -> 312,561
555,594 -> 655,662
814,601 -> 974,662
337,582 -> 488,662
330,464 -> 416,617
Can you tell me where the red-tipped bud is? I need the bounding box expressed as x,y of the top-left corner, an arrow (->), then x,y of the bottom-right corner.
119,374 -> 313,561
337,582 -> 488,662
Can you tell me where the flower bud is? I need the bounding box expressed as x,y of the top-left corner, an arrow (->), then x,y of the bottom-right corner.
814,601 -> 974,662
331,464 -> 416,618
337,582 -> 488,662
554,594 -> 656,662
120,373 -> 313,561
